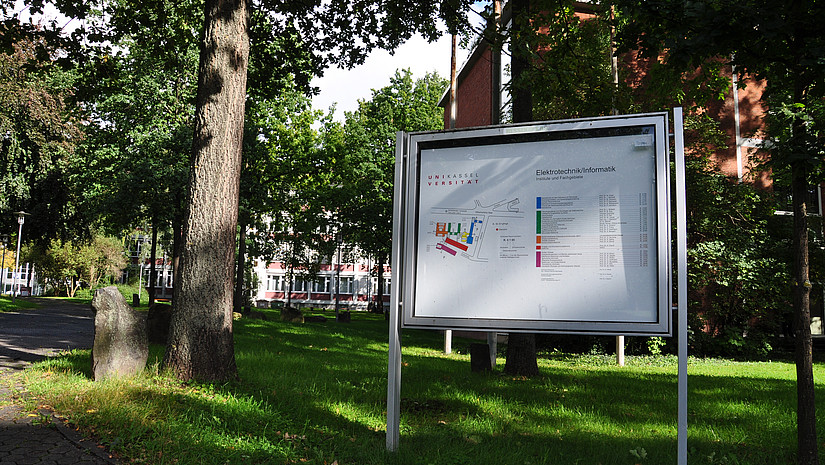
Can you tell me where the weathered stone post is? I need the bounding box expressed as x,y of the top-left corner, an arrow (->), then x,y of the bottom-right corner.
91,286 -> 148,380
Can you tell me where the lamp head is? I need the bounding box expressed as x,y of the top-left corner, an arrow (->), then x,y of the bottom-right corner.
12,211 -> 29,225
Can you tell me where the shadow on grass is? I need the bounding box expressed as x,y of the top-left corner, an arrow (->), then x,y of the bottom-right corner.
27,312 -> 824,465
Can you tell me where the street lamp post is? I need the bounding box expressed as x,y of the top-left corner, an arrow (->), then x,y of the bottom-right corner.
12,211 -> 29,303
0,234 -> 8,295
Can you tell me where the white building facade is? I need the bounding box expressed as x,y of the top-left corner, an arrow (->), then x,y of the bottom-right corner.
251,258 -> 390,310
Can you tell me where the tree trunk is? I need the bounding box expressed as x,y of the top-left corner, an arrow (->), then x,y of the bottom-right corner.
172,192 -> 184,300
286,257 -> 294,309
149,221 -> 158,306
792,156 -> 819,465
788,29 -> 819,460
234,216 -> 247,314
504,0 -> 539,377
376,256 -> 385,314
163,0 -> 249,383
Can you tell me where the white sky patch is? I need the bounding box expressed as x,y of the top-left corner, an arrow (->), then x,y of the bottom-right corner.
311,33 -> 472,120
13,0 -> 81,33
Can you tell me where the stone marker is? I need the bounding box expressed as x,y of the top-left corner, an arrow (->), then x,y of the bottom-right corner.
246,310 -> 268,321
281,306 -> 304,323
91,286 -> 148,380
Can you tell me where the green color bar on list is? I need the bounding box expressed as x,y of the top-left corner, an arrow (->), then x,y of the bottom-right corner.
536,211 -> 541,234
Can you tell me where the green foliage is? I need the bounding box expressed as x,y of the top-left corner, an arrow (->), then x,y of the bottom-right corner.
646,337 -> 666,356
516,0 -> 635,120
0,36 -> 83,243
682,115 -> 789,358
244,69 -> 446,292
243,85 -> 339,286
339,69 -> 448,265
73,32 -> 198,235
763,100 -> 825,182
25,233 -> 127,297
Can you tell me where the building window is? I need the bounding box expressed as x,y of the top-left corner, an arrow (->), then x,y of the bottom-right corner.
291,279 -> 309,293
338,276 -> 354,294
373,277 -> 391,295
266,274 -> 284,291
312,276 -> 331,293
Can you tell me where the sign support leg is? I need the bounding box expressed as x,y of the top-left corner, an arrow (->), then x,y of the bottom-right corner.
616,335 -> 625,366
674,107 -> 688,465
387,302 -> 402,451
387,132 -> 408,452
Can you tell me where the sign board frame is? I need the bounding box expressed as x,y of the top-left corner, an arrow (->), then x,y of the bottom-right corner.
388,110 -> 688,462
396,113 -> 672,336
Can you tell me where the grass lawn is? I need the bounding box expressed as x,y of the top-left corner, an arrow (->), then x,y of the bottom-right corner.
18,307 -> 825,464
0,295 -> 38,312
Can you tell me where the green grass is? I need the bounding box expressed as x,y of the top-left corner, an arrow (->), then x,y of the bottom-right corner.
0,295 -> 39,312
19,308 -> 825,464
72,283 -> 149,307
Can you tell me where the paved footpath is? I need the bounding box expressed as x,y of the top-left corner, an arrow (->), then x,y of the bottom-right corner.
0,298 -> 119,464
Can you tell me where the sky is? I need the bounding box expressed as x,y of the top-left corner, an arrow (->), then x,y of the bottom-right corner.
310,34 -> 471,120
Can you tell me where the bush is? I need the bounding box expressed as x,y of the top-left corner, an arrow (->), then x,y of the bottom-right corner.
683,115 -> 791,359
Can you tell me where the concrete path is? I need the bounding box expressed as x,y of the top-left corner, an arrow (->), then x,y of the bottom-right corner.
0,298 -> 119,464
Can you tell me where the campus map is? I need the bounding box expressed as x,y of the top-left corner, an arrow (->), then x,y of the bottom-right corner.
426,198 -> 523,262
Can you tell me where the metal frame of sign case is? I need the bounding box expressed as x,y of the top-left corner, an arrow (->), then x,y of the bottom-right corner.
396,113 -> 672,336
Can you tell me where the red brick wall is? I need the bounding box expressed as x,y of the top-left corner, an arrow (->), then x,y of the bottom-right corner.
706,69 -> 768,186
444,47 -> 494,129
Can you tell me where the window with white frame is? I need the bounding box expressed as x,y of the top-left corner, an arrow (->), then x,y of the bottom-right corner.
312,276 -> 331,293
291,279 -> 309,292
372,276 -> 391,295
338,276 -> 354,294
266,274 -> 284,291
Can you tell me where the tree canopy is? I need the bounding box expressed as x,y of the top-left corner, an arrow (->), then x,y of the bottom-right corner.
614,1 -> 825,462
0,34 -> 83,244
339,69 -> 448,268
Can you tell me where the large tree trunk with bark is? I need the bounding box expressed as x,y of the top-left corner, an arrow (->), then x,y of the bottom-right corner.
503,0 -> 539,377
163,0 -> 249,383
